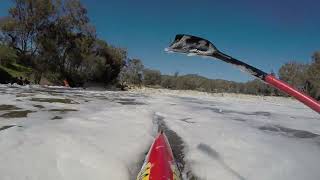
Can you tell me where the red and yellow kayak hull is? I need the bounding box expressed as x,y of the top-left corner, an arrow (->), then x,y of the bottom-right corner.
137,132 -> 181,180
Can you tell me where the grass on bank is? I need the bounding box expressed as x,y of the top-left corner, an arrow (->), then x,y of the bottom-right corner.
0,63 -> 33,78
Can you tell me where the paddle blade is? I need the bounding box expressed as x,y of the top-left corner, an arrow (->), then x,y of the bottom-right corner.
165,34 -> 218,57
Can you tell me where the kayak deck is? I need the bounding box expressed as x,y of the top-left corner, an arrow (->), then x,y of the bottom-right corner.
136,132 -> 181,180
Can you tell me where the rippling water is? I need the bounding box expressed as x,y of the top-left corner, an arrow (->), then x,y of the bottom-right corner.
0,84 -> 319,180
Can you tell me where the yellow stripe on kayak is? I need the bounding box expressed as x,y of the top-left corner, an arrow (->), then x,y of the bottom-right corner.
136,162 -> 151,180
172,164 -> 181,180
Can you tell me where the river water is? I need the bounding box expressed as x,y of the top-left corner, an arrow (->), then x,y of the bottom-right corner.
0,84 -> 319,180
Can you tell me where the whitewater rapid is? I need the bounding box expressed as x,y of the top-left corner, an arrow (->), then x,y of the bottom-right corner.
0,85 -> 319,180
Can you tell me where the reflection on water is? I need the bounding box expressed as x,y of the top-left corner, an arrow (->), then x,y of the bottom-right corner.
205,107 -> 271,117
30,98 -> 79,104
0,110 -> 34,118
49,109 -> 78,113
197,143 -> 246,180
51,116 -> 63,120
259,125 -> 319,138
33,104 -> 45,109
0,125 -> 15,131
0,105 -> 21,111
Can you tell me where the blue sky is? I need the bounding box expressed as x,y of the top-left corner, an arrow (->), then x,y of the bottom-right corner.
1,0 -> 319,82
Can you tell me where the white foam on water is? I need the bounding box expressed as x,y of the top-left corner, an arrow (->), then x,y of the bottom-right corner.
0,86 -> 319,180
0,86 -> 154,180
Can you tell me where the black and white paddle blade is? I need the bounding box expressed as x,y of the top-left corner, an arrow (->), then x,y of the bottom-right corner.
165,34 -> 320,113
165,34 -> 218,57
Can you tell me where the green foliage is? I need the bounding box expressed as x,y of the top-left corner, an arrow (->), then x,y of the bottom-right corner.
94,40 -> 127,83
0,44 -> 32,79
277,55 -> 320,100
143,69 -> 161,86
0,0 -> 56,62
119,59 -> 144,86
306,52 -> 320,99
151,54 -> 318,98
0,63 -> 32,78
174,74 -> 201,90
0,44 -> 17,66
160,75 -> 175,89
0,0 -> 126,86
278,62 -> 309,89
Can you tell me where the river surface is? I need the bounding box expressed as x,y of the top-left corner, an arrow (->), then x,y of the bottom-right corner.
0,84 -> 319,180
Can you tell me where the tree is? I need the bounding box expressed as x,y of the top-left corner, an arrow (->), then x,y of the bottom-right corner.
119,58 -> 144,86
0,0 -> 129,86
0,0 -> 57,64
306,51 -> 320,99
94,40 -> 127,83
161,75 -> 175,89
143,69 -> 161,86
278,61 -> 309,90
34,0 -> 97,86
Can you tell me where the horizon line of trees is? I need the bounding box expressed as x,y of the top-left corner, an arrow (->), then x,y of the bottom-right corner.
120,53 -> 320,100
278,52 -> 320,100
0,0 -> 319,100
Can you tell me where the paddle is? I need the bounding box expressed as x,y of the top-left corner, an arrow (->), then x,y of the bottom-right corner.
166,34 -> 320,113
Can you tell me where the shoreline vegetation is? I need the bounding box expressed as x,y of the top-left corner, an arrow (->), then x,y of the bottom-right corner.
0,0 -> 319,100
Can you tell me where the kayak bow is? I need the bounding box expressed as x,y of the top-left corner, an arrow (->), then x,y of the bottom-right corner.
136,131 -> 181,180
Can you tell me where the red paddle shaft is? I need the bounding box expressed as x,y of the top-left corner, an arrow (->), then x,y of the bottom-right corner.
168,34 -> 320,114
213,51 -> 320,114
265,75 -> 320,113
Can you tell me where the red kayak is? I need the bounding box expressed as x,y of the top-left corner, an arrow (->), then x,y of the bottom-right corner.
136,131 -> 181,180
